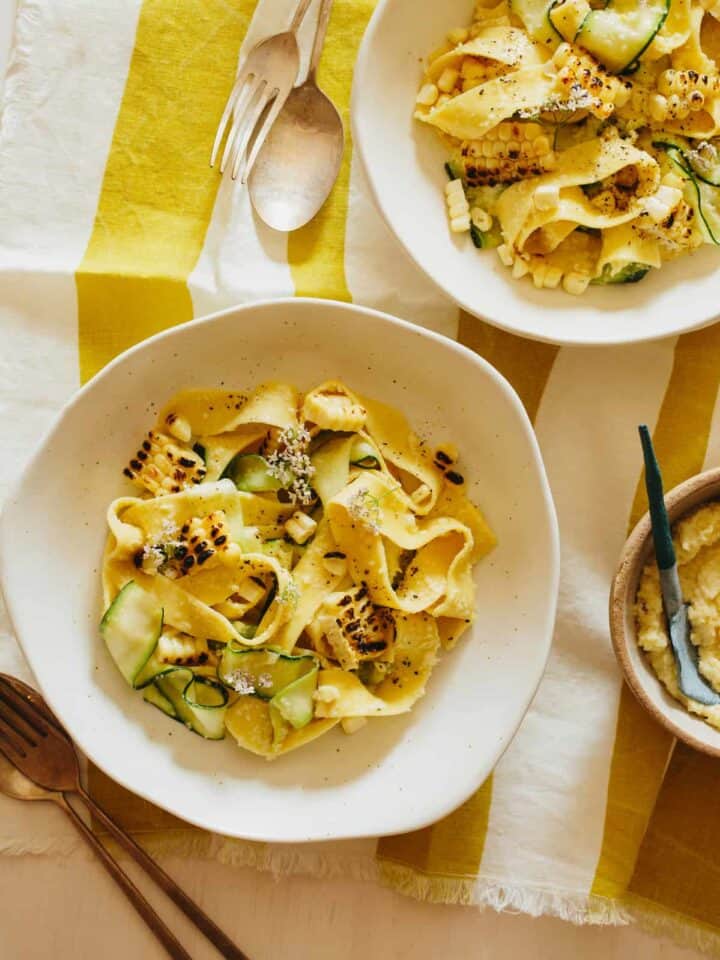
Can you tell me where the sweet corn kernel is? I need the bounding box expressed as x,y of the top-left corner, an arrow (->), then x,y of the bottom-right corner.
436,93 -> 451,107
470,207 -> 493,231
437,67 -> 460,93
649,93 -> 669,122
341,717 -> 368,735
416,82 -> 439,107
543,266 -> 563,289
450,214 -> 471,232
285,511 -> 318,545
449,200 -> 469,219
164,414 -> 192,444
534,183 -> 560,212
512,257 -> 530,279
497,243 -> 514,266
445,178 -> 465,197
532,264 -> 547,288
562,271 -> 590,295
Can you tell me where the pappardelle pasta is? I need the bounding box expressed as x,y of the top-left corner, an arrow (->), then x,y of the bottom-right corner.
100,381 -> 495,758
416,0 -> 720,293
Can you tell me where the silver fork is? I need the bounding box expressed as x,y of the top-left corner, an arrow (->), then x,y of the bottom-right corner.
210,0 -> 314,182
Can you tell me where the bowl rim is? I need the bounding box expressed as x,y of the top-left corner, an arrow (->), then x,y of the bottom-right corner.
0,296 -> 561,841
350,0 -> 720,349
609,466 -> 720,758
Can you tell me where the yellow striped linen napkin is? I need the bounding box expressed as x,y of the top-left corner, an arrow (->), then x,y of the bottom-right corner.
2,0 -> 720,951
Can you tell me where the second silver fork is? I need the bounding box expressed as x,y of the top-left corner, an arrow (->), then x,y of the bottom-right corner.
210,0 -> 313,182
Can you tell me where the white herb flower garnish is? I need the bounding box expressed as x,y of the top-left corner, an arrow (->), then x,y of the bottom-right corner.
266,426 -> 315,505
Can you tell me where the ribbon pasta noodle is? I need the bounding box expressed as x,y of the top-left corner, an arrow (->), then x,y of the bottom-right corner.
99,381 -> 496,758
416,0 -> 720,294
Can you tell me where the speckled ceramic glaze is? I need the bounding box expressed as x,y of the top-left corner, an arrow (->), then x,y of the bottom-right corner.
0,298 -> 559,840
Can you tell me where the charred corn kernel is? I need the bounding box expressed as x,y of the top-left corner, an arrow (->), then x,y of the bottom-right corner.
341,717 -> 368,735
562,271 -> 590,295
163,413 -> 192,444
451,214 -> 471,232
637,198 -> 701,253
551,42 -> 632,120
437,67 -> 460,93
543,266 -> 563,289
157,629 -> 213,667
533,183 -> 560,212
512,257 -> 530,279
649,93 -> 669,122
644,185 -> 683,223
470,206 -> 493,231
416,82 -> 439,107
667,94 -> 690,120
447,26 -> 469,44
458,127 -> 555,186
322,552 -> 348,577
690,90 -> 705,110
124,430 -> 206,496
659,69 -> 720,97
165,510 -> 240,576
285,511 -> 317,545
497,243 -> 514,266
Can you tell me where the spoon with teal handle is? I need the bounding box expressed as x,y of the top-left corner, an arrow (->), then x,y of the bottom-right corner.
639,425 -> 720,705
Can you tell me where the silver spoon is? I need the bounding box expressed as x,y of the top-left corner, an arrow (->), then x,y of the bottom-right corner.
248,0 -> 344,230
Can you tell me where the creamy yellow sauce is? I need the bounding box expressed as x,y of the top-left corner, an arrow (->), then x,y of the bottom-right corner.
635,501 -> 720,728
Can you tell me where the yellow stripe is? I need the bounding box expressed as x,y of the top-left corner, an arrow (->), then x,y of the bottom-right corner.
288,0 -> 377,300
593,322 -> 720,900
77,0 -> 254,381
379,315 -> 558,880
80,0 -> 256,831
629,742 -> 720,925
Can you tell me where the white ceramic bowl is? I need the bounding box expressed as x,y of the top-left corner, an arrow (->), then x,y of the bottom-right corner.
352,0 -> 720,346
0,298 -> 559,842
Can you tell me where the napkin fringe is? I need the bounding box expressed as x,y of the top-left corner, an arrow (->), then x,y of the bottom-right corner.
628,897 -> 720,959
379,860 -> 631,924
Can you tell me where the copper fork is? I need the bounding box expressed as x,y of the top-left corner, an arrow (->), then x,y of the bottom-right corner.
0,674 -> 249,960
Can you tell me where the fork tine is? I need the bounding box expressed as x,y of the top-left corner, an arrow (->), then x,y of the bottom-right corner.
0,713 -> 31,757
0,676 -> 53,739
0,696 -> 39,748
240,89 -> 289,185
210,69 -> 253,168
220,76 -> 266,175
230,87 -> 275,181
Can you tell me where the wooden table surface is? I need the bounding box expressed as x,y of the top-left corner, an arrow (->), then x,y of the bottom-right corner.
0,4 -> 705,957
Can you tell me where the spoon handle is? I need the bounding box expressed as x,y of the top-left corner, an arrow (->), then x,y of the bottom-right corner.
53,794 -> 192,960
74,784 -> 250,960
307,0 -> 335,81
290,0 -> 314,33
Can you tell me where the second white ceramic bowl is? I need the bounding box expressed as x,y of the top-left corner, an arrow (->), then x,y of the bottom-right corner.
352,0 -> 720,346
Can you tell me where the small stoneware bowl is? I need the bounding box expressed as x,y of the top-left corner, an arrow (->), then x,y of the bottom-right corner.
610,467 -> 720,757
